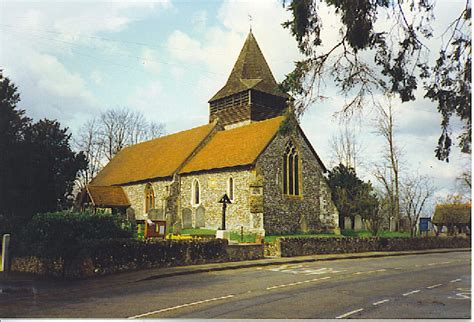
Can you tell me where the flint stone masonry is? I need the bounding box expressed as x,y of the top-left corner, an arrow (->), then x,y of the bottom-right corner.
180,169 -> 254,232
226,243 -> 265,261
255,129 -> 339,235
11,239 -> 230,278
122,180 -> 172,220
278,236 -> 471,257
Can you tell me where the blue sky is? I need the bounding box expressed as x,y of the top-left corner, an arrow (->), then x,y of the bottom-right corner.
0,0 -> 471,208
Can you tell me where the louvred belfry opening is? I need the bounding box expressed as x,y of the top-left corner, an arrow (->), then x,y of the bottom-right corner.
209,31 -> 289,128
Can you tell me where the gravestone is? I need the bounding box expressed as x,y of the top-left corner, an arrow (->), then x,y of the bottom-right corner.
195,206 -> 206,228
182,208 -> 192,229
126,207 -> 136,224
344,216 -> 352,230
148,208 -> 164,220
354,215 -> 363,231
252,213 -> 263,229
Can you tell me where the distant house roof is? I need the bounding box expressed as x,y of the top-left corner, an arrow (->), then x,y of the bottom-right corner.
87,185 -> 130,208
179,116 -> 285,174
91,122 -> 217,186
432,203 -> 471,225
209,31 -> 288,102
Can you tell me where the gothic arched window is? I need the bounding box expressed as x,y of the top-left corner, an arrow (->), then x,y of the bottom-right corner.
228,177 -> 234,201
283,141 -> 301,196
145,183 -> 155,213
192,179 -> 201,205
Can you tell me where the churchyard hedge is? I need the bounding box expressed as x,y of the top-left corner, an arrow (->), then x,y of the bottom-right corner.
277,236 -> 471,257
11,211 -> 133,276
13,211 -> 133,258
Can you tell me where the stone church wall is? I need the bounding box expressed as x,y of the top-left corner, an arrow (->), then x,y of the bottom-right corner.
122,179 -> 172,220
255,128 -> 339,235
179,169 -> 256,231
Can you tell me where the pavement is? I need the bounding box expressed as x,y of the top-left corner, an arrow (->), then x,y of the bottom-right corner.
0,247 -> 469,294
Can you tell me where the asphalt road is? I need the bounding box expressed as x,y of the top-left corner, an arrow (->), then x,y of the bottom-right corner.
1,251 -> 470,319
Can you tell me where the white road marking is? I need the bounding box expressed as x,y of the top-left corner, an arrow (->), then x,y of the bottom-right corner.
266,276 -> 331,290
403,290 -> 421,296
354,269 -> 386,275
336,308 -> 364,319
450,278 -> 462,283
394,267 -> 403,270
427,263 -> 437,266
372,299 -> 390,306
427,284 -> 443,289
127,294 -> 235,319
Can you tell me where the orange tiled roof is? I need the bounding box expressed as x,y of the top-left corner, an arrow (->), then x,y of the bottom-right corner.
91,122 -> 216,185
87,185 -> 130,207
179,116 -> 284,174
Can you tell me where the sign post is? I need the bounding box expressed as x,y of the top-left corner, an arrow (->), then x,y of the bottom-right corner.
217,194 -> 232,239
2,234 -> 11,272
419,217 -> 431,237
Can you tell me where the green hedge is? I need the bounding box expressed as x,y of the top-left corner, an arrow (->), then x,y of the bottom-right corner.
13,211 -> 133,260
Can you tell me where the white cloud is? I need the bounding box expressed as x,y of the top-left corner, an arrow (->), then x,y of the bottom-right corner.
91,70 -> 104,86
127,80 -> 164,114
141,48 -> 161,75
192,10 -> 208,31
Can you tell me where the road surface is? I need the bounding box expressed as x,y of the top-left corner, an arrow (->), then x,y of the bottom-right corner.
1,251 -> 470,319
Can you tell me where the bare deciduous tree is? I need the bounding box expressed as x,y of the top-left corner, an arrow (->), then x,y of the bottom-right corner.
373,97 -> 402,231
401,174 -> 435,237
74,119 -> 105,190
329,123 -> 364,171
74,107 -> 166,189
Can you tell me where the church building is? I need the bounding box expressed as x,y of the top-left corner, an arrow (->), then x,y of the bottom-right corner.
87,32 -> 339,235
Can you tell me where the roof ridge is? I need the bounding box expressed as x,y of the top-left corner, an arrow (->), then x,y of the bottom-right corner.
121,121 -> 216,151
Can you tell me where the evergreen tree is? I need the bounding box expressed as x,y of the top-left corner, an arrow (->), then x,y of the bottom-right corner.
328,164 -> 379,231
0,74 -> 87,235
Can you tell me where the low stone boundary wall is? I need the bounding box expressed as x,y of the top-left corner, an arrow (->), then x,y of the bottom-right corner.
264,241 -> 281,257
227,243 -> 264,261
11,238 -> 229,278
278,236 -> 471,257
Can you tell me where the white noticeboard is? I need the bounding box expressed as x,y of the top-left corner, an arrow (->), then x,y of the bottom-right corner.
159,225 -> 165,235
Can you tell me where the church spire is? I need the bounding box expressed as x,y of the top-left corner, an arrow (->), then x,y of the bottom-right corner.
209,31 -> 288,128
209,31 -> 287,102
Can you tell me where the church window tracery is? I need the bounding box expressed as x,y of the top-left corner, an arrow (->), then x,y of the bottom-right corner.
192,179 -> 201,205
145,183 -> 155,213
283,141 -> 301,196
228,177 -> 234,201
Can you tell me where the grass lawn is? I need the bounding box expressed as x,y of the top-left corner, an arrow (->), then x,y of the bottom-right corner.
341,230 -> 411,238
159,228 -> 411,243
181,228 -> 216,236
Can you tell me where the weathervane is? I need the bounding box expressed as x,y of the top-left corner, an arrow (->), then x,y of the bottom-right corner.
248,14 -> 253,32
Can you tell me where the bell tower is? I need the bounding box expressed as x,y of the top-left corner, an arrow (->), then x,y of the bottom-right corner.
209,31 -> 289,129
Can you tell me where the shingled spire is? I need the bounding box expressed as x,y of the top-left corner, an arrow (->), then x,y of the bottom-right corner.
209,31 -> 288,128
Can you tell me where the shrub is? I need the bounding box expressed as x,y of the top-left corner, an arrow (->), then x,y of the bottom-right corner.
13,211 -> 133,267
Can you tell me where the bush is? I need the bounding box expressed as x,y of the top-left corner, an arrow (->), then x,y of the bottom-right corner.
13,211 -> 133,261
